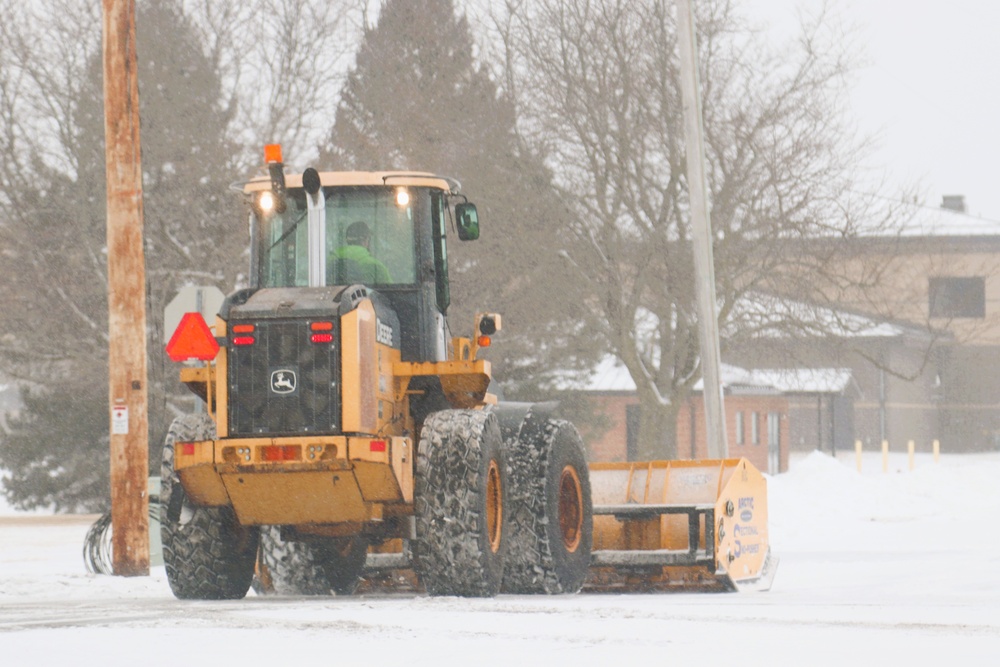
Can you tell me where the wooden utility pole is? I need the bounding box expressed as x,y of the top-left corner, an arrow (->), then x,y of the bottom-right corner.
103,0 -> 150,576
676,0 -> 728,459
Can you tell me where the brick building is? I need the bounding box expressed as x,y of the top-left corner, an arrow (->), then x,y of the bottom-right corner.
577,359 -> 805,474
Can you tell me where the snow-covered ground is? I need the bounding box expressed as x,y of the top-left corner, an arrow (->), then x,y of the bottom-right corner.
2,450 -> 999,666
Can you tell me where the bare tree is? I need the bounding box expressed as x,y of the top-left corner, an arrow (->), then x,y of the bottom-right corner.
0,0 -> 362,510
183,0 -> 364,166
497,0 -> 901,459
0,0 -> 364,372
0,0 -> 106,377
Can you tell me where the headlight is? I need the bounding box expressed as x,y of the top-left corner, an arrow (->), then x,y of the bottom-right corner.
258,191 -> 276,212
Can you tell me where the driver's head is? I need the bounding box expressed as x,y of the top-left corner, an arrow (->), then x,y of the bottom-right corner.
345,221 -> 371,247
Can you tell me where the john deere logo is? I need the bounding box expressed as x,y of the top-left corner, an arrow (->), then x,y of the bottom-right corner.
270,370 -> 297,394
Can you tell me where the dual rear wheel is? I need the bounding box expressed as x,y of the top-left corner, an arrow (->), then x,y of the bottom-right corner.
412,409 -> 593,597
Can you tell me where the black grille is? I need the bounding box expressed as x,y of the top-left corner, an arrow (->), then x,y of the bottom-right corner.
228,319 -> 341,436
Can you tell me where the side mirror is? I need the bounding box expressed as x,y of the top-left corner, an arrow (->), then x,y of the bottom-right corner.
455,203 -> 480,241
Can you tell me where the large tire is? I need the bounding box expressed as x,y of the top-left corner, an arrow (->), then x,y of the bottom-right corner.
413,410 -> 507,597
160,413 -> 259,600
254,527 -> 368,596
502,417 -> 593,594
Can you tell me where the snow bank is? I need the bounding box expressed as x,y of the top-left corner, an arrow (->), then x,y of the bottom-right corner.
1,452 -> 999,666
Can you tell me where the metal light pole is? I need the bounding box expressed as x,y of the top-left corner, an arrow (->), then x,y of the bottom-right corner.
676,0 -> 728,459
103,0 -> 150,576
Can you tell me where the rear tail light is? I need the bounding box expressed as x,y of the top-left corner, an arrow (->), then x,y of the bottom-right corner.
231,323 -> 256,346
260,445 -> 301,462
310,321 -> 334,344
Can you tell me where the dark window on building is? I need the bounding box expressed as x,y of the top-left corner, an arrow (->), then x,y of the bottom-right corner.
751,412 -> 760,445
767,412 -> 781,474
767,412 -> 780,448
735,411 -> 745,445
929,277 -> 985,318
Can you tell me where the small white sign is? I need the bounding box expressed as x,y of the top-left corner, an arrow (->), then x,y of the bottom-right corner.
112,404 -> 129,435
164,285 -> 225,345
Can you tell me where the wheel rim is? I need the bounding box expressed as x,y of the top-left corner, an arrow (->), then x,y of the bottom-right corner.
559,465 -> 583,552
486,459 -> 503,553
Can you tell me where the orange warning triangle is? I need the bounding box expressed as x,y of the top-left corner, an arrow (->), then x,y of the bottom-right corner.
165,312 -> 220,362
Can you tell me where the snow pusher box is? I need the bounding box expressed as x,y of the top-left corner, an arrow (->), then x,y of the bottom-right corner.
587,458 -> 777,592
160,145 -> 775,600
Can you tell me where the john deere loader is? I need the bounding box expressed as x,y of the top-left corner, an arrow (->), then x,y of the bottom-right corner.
161,146 -> 775,599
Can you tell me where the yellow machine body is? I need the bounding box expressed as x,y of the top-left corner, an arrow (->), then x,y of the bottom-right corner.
172,296 -> 494,540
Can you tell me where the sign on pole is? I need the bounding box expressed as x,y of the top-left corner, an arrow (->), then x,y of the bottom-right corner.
164,285 -> 225,345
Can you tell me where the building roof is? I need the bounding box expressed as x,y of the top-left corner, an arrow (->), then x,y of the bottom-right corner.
577,357 -> 851,396
577,355 -> 639,392
727,293 -> 912,340
734,368 -> 853,394
860,201 -> 1000,239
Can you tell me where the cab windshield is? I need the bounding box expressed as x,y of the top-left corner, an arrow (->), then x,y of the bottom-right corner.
258,186 -> 422,288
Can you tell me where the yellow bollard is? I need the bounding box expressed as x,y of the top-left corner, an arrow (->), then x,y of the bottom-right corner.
882,440 -> 889,473
933,439 -> 940,463
907,440 -> 915,471
855,440 -> 863,472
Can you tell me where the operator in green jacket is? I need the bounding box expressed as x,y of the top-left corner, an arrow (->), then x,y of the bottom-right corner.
333,221 -> 392,285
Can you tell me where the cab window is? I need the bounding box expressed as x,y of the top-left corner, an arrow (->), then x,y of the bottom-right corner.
259,186 -> 422,288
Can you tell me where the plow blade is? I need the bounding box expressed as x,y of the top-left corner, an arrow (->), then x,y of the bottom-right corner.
586,457 -> 777,592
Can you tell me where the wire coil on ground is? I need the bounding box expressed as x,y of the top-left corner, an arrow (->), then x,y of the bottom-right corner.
83,495 -> 159,575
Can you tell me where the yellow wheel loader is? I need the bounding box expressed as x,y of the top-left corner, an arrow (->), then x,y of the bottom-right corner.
161,146 -> 775,600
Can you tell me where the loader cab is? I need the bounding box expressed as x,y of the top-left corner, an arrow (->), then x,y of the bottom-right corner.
245,172 -> 471,363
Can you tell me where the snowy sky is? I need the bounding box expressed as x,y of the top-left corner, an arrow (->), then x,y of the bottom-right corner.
461,0 -> 1000,220
751,0 -> 1000,221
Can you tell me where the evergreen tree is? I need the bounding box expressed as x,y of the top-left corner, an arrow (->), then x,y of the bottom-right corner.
0,0 -> 243,509
321,0 -> 601,396
0,383 -> 110,512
